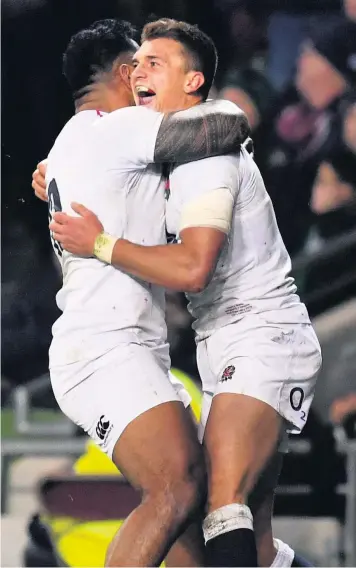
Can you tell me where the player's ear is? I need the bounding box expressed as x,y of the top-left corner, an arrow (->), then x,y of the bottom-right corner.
184,71 -> 205,96
119,63 -> 133,91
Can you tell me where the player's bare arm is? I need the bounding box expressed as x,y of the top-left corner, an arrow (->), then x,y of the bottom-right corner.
154,100 -> 249,163
50,202 -> 226,292
31,101 -> 249,201
105,226 -> 225,292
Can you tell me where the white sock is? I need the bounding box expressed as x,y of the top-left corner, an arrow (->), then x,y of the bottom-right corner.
203,503 -> 253,542
271,538 -> 295,567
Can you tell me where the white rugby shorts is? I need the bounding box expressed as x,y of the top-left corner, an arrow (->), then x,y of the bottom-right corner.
197,314 -> 322,441
50,342 -> 191,459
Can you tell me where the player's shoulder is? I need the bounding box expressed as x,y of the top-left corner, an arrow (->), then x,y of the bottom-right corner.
66,110 -> 106,130
95,106 -> 161,133
47,111 -> 109,174
91,106 -> 164,165
170,153 -> 240,199
172,152 -> 239,178
51,114 -> 81,143
51,111 -> 103,148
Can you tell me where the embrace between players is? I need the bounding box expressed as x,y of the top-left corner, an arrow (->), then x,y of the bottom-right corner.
32,17 -> 321,568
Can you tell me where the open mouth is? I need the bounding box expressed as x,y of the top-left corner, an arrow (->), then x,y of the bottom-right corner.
136,86 -> 156,106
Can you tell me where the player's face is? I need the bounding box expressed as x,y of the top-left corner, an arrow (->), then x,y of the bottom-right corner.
131,38 -> 202,113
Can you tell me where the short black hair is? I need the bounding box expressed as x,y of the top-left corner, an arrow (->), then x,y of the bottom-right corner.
63,19 -> 138,100
141,19 -> 218,100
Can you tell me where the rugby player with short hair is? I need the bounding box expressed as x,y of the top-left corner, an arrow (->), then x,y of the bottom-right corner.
40,17 -> 250,567
48,18 -> 321,568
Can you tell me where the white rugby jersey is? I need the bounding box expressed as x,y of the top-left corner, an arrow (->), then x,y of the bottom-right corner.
166,148 -> 311,339
47,107 -> 168,367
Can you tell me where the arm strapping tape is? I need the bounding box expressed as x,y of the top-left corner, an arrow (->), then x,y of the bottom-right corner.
179,187 -> 234,235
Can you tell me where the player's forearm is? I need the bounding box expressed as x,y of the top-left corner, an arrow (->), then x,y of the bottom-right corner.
109,239 -> 207,293
154,100 -> 250,163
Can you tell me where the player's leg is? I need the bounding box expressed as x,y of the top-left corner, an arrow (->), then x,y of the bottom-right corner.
203,393 -> 281,566
165,403 -> 283,568
253,485 -> 313,568
165,432 -> 297,568
52,342 -> 206,567
163,375 -> 206,567
250,449 -> 300,568
164,403 -> 296,568
165,517 -> 205,567
250,445 -> 313,567
253,486 -> 278,567
199,318 -> 321,567
163,400 -> 206,568
249,450 -> 284,567
106,400 -> 206,567
165,406 -> 309,568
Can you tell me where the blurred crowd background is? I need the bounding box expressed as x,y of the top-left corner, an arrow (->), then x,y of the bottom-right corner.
2,0 -> 356,564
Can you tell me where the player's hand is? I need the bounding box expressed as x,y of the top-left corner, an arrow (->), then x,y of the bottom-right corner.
49,202 -> 104,257
32,159 -> 48,202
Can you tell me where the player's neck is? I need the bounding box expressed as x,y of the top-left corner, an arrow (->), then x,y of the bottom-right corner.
175,94 -> 202,112
75,86 -> 128,114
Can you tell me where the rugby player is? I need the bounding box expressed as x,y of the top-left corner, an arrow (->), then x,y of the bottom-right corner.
48,19 -> 322,567
38,18 -> 250,567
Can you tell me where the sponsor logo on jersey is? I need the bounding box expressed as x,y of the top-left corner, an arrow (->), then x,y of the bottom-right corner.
96,415 -> 111,442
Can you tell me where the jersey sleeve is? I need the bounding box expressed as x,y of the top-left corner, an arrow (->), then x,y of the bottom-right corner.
94,106 -> 165,169
170,154 -> 240,207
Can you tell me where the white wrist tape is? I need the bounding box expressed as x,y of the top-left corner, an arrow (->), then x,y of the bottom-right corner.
93,232 -> 117,264
179,187 -> 234,235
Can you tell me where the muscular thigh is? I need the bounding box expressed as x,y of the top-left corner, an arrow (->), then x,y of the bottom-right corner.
51,342 -> 191,460
113,400 -> 205,495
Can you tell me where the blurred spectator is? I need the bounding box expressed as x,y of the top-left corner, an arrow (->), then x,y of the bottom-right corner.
310,93 -> 356,240
330,393 -> 356,425
213,0 -> 266,77
344,0 -> 356,20
296,21 -> 356,111
311,161 -> 355,215
255,17 -> 356,256
219,66 -> 276,131
263,0 -> 343,92
311,96 -> 356,214
216,0 -> 343,92
343,101 -> 356,151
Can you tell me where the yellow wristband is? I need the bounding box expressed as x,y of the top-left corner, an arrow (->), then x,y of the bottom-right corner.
93,232 -> 117,264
